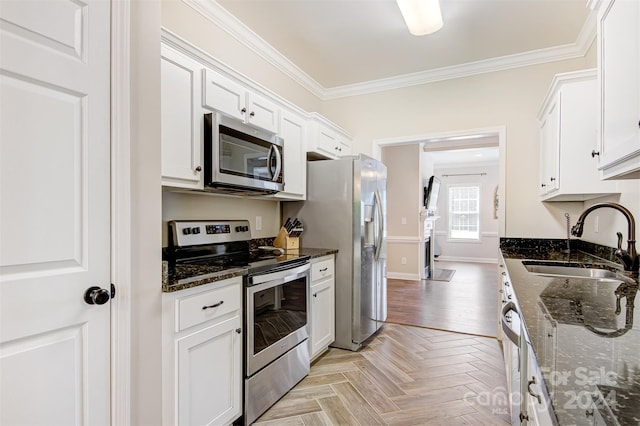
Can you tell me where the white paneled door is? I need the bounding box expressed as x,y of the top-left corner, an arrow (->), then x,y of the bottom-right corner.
0,0 -> 111,424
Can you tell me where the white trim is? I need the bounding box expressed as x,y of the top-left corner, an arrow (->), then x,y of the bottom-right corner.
387,272 -> 421,281
436,256 -> 498,264
180,0 -> 596,100
386,236 -> 421,244
111,0 -> 132,423
481,232 -> 499,238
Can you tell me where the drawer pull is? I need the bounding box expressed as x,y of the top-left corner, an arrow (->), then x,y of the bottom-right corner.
202,300 -> 224,310
319,267 -> 328,272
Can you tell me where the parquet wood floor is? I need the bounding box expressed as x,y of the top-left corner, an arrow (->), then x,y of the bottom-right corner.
254,323 -> 510,426
387,261 -> 499,337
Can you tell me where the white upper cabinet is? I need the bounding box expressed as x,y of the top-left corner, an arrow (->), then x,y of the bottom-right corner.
161,44 -> 204,189
537,70 -> 618,201
203,68 -> 279,134
307,114 -> 353,160
275,109 -> 307,200
593,0 -> 640,179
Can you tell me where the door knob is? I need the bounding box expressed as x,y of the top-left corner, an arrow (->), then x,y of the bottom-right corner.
84,286 -> 111,305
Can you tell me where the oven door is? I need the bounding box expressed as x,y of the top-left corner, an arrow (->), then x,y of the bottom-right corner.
246,263 -> 310,376
204,113 -> 283,193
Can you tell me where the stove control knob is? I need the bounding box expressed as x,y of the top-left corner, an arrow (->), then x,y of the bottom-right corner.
235,226 -> 242,232
192,227 -> 201,234
182,228 -> 191,235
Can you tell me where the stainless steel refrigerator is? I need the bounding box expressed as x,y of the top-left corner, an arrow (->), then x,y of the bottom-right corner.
284,154 -> 387,351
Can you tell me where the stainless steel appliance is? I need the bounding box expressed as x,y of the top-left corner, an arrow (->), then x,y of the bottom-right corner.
204,112 -> 283,194
165,220 -> 310,425
284,154 -> 387,351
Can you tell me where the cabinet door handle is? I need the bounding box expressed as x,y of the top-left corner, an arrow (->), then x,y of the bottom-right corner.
241,108 -> 247,114
195,166 -> 202,172
541,183 -> 547,188
527,376 -> 542,405
550,177 -> 556,182
319,267 -> 328,272
591,150 -> 600,158
249,111 -> 255,117
313,293 -> 317,298
202,300 -> 224,310
235,328 -> 242,334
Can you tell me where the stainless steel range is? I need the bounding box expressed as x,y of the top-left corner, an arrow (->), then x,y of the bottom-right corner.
166,220 -> 311,425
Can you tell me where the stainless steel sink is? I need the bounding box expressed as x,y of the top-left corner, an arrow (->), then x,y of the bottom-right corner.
522,261 -> 619,280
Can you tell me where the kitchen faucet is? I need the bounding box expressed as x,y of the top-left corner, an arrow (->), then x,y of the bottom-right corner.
571,202 -> 639,273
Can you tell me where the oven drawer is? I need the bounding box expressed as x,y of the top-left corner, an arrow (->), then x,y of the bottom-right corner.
176,280 -> 241,331
311,256 -> 334,281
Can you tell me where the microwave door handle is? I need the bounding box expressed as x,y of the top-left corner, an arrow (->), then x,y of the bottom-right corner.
271,145 -> 282,182
266,145 -> 275,179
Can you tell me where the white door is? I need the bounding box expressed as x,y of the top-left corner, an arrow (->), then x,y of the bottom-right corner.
0,0 -> 111,424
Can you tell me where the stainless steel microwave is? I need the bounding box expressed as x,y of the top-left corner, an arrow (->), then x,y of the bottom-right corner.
204,113 -> 284,194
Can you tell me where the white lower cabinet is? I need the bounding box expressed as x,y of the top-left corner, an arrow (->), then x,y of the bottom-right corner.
163,277 -> 242,426
309,255 -> 335,359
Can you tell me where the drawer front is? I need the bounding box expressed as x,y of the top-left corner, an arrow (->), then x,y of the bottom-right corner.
177,282 -> 241,331
311,257 -> 334,281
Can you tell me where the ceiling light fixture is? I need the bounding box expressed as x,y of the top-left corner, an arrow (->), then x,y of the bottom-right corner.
396,0 -> 443,36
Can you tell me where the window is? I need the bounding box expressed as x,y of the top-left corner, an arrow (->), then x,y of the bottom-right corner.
448,185 -> 480,240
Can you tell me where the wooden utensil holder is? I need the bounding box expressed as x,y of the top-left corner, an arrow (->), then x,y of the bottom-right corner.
273,227 -> 299,252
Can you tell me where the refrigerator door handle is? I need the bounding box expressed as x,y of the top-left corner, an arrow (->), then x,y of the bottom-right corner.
374,189 -> 383,260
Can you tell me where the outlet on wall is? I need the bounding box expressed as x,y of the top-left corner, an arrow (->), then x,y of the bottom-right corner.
255,215 -> 262,231
401,257 -> 407,265
401,217 -> 407,225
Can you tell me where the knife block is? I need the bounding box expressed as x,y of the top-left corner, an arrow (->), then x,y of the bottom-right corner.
273,227 -> 299,252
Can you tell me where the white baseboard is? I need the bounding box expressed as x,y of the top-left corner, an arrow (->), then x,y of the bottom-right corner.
387,272 -> 421,281
436,256 -> 498,264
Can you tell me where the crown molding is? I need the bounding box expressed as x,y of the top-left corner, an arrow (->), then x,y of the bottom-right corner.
185,0 -> 596,100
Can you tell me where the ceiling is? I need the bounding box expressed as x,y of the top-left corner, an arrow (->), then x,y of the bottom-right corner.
213,0 -> 594,98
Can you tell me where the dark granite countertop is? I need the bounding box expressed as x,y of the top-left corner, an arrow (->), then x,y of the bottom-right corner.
162,247 -> 338,292
500,239 -> 640,425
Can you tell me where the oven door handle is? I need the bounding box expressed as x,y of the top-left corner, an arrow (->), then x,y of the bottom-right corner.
249,263 -> 310,287
501,301 -> 521,347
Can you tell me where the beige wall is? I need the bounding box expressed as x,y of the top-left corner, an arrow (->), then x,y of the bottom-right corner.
382,144 -> 423,277
131,1 -> 162,424
320,54 -> 619,241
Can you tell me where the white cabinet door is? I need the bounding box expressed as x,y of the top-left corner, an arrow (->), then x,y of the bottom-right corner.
203,68 -> 247,122
203,68 -> 280,133
309,255 -> 335,359
539,96 -> 560,196
537,71 -> 618,201
596,0 -> 640,179
161,45 -> 204,189
0,1 -> 111,424
308,117 -> 353,160
177,316 -> 242,426
246,91 -> 279,134
310,278 -> 335,358
276,109 -> 307,200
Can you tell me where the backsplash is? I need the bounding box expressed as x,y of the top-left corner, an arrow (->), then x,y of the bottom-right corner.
500,237 -> 618,264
